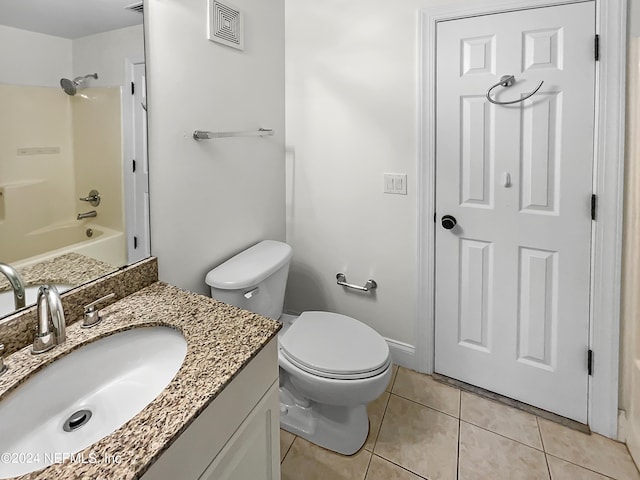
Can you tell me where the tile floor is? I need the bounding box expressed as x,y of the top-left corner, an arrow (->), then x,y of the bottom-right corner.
279,366 -> 640,480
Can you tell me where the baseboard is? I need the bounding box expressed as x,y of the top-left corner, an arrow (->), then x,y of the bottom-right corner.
618,409 -> 628,443
626,412 -> 640,468
384,337 -> 417,371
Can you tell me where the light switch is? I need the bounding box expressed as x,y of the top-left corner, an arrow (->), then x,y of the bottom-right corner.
384,174 -> 395,193
384,174 -> 407,195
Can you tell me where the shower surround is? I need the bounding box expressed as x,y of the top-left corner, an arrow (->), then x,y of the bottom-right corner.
0,84 -> 125,265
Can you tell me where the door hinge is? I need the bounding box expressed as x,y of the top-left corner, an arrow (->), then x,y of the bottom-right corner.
588,349 -> 594,376
133,236 -> 138,249
131,82 -> 135,95
594,34 -> 600,61
133,159 -> 136,173
591,194 -> 597,221
434,212 -> 437,223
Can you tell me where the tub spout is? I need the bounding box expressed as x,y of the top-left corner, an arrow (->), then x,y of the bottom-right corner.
77,210 -> 97,220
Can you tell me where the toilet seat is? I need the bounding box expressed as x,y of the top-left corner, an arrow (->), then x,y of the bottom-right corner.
279,311 -> 391,380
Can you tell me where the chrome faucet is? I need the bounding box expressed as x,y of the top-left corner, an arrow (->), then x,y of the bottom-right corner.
82,293 -> 116,327
32,285 -> 66,354
0,262 -> 26,310
77,210 -> 97,220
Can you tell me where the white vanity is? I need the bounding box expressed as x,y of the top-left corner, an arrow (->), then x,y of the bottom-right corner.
142,339 -> 280,480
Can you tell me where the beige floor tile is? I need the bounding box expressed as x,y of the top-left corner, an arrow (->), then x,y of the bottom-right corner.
280,429 -> 296,462
460,391 -> 543,449
458,421 -> 549,480
365,455 -> 424,480
364,392 -> 390,452
374,394 -> 458,480
392,367 -> 460,417
539,418 -> 640,480
281,437 -> 372,480
386,365 -> 399,393
547,455 -> 611,480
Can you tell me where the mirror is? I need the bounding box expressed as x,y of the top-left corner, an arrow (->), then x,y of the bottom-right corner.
0,0 -> 150,319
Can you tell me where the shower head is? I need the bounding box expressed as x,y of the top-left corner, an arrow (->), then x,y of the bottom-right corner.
60,73 -> 99,96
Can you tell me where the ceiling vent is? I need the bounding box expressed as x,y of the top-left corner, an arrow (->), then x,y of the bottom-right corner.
125,2 -> 144,14
207,0 -> 244,51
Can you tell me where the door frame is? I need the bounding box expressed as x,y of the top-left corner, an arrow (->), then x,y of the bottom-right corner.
123,56 -> 151,263
417,0 -> 627,437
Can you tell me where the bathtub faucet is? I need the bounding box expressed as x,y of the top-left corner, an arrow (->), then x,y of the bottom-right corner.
0,262 -> 26,310
77,210 -> 97,220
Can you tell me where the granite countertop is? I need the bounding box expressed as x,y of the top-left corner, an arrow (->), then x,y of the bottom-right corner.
0,253 -> 117,293
0,281 -> 281,480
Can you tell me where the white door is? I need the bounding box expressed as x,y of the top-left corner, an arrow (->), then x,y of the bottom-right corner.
434,2 -> 595,422
125,62 -> 151,263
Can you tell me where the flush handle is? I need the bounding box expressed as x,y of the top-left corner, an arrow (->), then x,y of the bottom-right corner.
244,287 -> 260,299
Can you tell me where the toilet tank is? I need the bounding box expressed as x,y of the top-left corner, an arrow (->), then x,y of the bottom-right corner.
205,240 -> 293,320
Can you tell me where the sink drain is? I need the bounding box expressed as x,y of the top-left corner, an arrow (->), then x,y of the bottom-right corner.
63,409 -> 92,432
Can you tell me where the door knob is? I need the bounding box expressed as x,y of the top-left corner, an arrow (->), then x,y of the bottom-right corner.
441,215 -> 457,230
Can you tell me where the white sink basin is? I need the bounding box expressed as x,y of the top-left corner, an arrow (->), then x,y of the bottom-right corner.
0,326 -> 187,478
0,284 -> 74,316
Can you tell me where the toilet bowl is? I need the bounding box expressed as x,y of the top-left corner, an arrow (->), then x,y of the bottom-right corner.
205,240 -> 392,455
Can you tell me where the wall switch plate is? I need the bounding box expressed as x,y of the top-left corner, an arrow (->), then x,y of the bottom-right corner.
384,173 -> 407,195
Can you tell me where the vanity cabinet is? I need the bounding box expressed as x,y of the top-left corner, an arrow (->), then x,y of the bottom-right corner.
142,338 -> 280,480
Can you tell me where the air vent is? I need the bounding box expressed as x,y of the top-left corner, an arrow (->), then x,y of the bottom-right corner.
125,2 -> 144,14
207,0 -> 244,51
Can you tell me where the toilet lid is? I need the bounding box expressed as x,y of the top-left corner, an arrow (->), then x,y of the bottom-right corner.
279,311 -> 390,380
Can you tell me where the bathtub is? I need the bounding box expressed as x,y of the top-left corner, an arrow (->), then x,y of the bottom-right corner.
9,223 -> 126,269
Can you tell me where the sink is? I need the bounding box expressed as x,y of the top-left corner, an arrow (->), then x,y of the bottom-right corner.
0,284 -> 74,316
0,326 -> 187,478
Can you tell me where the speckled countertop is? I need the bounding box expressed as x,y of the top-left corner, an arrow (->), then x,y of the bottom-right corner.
0,253 -> 117,293
0,281 -> 281,480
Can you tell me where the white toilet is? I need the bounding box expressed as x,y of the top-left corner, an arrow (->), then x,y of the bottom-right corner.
205,240 -> 392,455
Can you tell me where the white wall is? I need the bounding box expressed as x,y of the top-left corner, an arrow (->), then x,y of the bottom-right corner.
286,0 -> 460,365
622,35 -> 640,461
0,23 -> 143,88
73,25 -> 144,87
631,0 -> 640,37
619,0 -> 640,432
146,0 -> 285,295
0,25 -> 71,87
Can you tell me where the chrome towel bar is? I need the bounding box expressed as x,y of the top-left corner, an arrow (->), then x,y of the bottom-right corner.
193,128 -> 274,140
336,273 -> 377,292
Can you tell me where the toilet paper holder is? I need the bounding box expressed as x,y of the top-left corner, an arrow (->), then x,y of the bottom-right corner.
336,273 -> 377,292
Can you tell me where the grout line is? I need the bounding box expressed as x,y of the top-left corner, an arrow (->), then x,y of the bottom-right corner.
545,454 -> 617,479
459,419 -> 544,452
624,444 -> 640,477
456,418 -> 461,480
390,391 -> 461,420
372,453 -> 429,479
363,450 -> 373,479
387,365 -> 399,394
368,392 -> 392,452
543,446 -> 552,480
537,417 -> 546,452
280,433 -> 296,464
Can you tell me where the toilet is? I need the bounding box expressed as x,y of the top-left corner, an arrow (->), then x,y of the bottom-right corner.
205,240 -> 392,455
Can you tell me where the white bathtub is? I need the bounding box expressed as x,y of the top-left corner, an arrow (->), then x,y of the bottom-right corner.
11,223 -> 126,269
